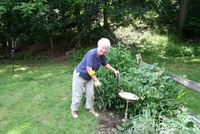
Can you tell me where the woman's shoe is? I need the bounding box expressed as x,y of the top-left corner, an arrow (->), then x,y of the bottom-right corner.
89,109 -> 99,117
71,110 -> 78,118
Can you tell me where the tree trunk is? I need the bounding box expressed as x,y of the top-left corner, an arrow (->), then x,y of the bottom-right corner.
75,5 -> 81,47
103,7 -> 109,29
49,35 -> 54,57
178,0 -> 188,34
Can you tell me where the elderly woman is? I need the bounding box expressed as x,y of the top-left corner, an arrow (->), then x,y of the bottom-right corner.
71,38 -> 119,118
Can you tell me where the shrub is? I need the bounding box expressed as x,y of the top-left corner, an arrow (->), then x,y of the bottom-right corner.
165,44 -> 183,57
95,42 -> 184,118
136,34 -> 167,56
75,47 -> 93,60
15,53 -> 24,60
165,43 -> 197,57
135,32 -> 199,57
193,44 -> 200,56
15,52 -> 36,60
65,46 -> 94,61
126,63 -> 185,116
95,42 -> 137,109
94,42 -> 188,133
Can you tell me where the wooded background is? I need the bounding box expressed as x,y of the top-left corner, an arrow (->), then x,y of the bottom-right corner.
0,0 -> 199,57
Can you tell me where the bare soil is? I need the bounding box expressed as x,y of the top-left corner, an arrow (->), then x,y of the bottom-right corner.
96,109 -> 124,134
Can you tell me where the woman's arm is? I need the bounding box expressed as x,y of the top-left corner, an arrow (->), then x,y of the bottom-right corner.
104,64 -> 119,76
86,66 -> 101,87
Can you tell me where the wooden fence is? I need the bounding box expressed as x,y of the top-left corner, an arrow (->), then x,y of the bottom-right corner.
136,54 -> 200,94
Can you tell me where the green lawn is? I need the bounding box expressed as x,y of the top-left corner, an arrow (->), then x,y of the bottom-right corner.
142,55 -> 200,115
0,60 -> 99,134
1,56 -> 200,134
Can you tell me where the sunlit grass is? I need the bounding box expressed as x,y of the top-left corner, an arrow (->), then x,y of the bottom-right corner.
180,87 -> 200,115
191,58 -> 200,63
0,60 -> 99,134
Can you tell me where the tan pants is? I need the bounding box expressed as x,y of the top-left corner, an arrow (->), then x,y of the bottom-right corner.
71,70 -> 94,111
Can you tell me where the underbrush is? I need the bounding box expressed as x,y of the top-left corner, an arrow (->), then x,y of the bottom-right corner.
114,25 -> 200,57
96,43 -> 184,114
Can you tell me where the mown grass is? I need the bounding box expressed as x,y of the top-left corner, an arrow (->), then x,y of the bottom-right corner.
0,59 -> 99,134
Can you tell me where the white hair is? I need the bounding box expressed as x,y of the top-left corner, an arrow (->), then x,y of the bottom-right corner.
97,38 -> 111,48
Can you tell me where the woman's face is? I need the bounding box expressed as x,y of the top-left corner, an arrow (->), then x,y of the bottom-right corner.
98,45 -> 109,56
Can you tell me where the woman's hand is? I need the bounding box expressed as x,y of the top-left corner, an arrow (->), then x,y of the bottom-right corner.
94,80 -> 101,87
114,70 -> 119,76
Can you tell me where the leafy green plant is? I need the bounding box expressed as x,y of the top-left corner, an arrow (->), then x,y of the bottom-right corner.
165,43 -> 195,57
129,63 -> 185,116
95,42 -> 184,118
65,50 -> 77,61
75,46 -> 94,60
24,52 -> 35,60
95,42 -> 137,109
15,53 -> 24,60
193,44 -> 200,56
137,34 -> 167,56
118,107 -> 200,134
133,31 -> 200,58
159,107 -> 200,134
118,108 -> 161,134
165,44 -> 183,57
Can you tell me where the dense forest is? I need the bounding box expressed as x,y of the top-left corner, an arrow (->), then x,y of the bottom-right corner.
0,0 -> 199,57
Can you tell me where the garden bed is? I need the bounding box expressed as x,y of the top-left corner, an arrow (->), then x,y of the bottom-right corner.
96,109 -> 124,134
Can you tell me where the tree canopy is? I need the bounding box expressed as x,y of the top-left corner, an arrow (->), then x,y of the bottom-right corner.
0,0 -> 199,55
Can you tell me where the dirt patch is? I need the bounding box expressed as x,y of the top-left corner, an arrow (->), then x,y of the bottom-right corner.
96,110 -> 124,134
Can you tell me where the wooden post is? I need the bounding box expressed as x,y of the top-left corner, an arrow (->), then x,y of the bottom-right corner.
136,54 -> 142,66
